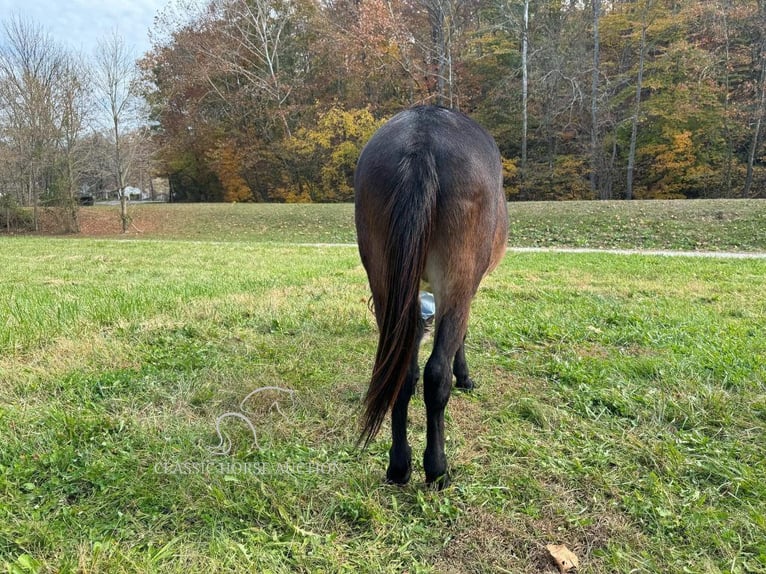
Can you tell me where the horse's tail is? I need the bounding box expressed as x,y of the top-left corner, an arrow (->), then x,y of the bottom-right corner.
360,150 -> 438,447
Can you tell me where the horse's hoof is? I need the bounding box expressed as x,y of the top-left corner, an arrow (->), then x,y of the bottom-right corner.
425,471 -> 451,490
385,465 -> 412,486
456,377 -> 474,391
387,445 -> 412,485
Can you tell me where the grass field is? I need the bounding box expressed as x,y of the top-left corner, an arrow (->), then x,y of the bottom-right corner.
1,202 -> 765,572
65,198 -> 766,252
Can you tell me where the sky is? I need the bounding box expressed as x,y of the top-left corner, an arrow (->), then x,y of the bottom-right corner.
1,0 -> 171,59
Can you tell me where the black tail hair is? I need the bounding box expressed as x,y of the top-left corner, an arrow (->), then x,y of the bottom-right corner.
359,150 -> 438,447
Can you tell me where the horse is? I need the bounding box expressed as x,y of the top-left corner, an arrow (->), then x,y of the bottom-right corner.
354,105 -> 508,488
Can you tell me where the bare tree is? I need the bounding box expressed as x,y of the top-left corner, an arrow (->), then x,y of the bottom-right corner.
416,0 -> 463,107
93,31 -> 144,232
715,0 -> 734,197
54,54 -> 92,232
203,0 -> 301,137
0,16 -> 65,230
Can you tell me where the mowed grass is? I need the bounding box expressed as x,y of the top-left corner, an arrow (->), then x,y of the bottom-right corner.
1,232 -> 765,572
70,198 -> 766,251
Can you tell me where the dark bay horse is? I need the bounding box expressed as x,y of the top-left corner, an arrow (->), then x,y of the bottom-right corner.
354,105 -> 508,488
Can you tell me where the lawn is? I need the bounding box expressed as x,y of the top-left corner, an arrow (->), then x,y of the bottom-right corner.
1,205 -> 765,572
66,198 -> 766,252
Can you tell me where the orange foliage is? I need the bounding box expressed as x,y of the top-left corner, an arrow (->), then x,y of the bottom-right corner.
208,142 -> 253,203
643,130 -> 715,199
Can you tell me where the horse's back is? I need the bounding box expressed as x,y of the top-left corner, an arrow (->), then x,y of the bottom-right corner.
355,106 -> 501,202
355,105 -> 507,245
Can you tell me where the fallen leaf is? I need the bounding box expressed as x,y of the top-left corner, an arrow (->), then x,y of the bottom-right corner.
546,544 -> 579,573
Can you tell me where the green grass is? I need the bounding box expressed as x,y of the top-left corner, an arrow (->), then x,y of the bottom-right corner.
147,203 -> 358,244
1,227 -> 765,572
67,198 -> 766,251
505,198 -> 766,251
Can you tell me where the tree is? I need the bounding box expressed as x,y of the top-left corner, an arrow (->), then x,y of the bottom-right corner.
495,0 -> 534,194
142,15 -> 227,202
139,0 -> 766,202
591,0 -> 601,197
285,106 -> 383,201
521,0 -> 529,187
744,0 -> 766,196
93,31 -> 145,232
203,0 -> 300,137
0,16 -> 65,230
54,54 -> 92,232
208,141 -> 253,202
625,0 -> 653,201
415,0 -> 471,106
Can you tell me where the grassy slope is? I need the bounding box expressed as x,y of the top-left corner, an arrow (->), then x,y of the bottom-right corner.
67,198 -> 766,251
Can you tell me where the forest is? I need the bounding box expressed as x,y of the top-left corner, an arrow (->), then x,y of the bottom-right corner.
142,0 -> 766,202
2,0 -> 766,213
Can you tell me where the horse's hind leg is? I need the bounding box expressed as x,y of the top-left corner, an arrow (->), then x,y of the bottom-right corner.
423,308 -> 469,488
453,336 -> 474,391
387,321 -> 424,485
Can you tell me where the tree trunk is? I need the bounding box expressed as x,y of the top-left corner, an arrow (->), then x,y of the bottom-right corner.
521,0 -> 529,194
66,150 -> 79,233
30,171 -> 39,232
720,0 -> 734,197
745,0 -> 766,196
591,0 -> 601,198
426,0 -> 454,106
114,115 -> 129,233
120,194 -> 128,231
432,5 -> 445,105
607,131 -> 618,200
745,51 -> 766,197
626,13 -> 648,201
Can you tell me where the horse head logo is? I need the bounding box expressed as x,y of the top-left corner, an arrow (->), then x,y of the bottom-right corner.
208,386 -> 297,456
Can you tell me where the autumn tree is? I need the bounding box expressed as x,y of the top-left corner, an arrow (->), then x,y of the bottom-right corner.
285,106 -> 383,201
744,0 -> 766,196
208,141 -> 253,202
142,16 -> 226,201
141,0 -> 766,202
